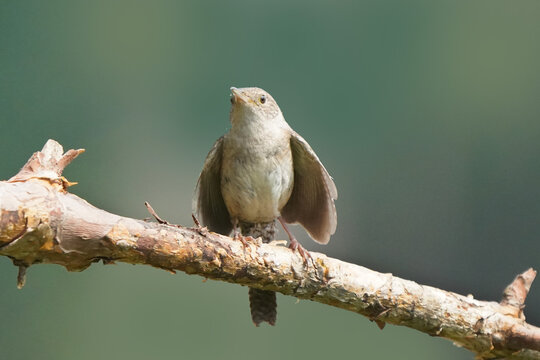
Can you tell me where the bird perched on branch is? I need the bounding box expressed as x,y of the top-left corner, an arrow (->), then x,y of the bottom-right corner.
195,87 -> 337,326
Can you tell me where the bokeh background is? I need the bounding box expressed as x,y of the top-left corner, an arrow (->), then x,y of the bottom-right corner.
1,1 -> 539,359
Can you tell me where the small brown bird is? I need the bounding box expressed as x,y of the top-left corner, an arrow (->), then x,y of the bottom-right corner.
195,87 -> 337,326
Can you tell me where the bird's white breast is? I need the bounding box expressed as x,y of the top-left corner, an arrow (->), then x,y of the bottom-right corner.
221,124 -> 294,224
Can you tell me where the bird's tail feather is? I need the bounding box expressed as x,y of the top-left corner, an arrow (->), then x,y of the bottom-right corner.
249,288 -> 277,326
240,221 -> 277,326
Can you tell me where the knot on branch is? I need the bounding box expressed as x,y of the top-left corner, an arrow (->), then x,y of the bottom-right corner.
8,139 -> 84,190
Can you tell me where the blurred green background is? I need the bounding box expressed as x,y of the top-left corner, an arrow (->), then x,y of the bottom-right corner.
1,1 -> 539,359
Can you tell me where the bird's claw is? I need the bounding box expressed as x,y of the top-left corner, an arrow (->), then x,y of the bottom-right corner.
288,238 -> 313,265
234,233 -> 255,248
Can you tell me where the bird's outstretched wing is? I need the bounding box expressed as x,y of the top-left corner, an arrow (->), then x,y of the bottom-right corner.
194,136 -> 233,235
281,131 -> 338,244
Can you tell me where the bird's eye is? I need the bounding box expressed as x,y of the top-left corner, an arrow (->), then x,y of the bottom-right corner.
230,94 -> 235,104
259,95 -> 266,104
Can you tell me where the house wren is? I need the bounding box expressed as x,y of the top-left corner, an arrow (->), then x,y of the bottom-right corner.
195,87 -> 337,326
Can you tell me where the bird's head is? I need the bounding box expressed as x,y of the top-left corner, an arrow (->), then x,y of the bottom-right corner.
229,87 -> 282,126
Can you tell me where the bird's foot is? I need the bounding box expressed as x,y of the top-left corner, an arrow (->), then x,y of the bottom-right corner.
278,216 -> 314,266
288,237 -> 313,264
233,230 -> 255,248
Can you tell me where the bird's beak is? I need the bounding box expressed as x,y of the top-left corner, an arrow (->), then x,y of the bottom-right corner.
230,87 -> 247,104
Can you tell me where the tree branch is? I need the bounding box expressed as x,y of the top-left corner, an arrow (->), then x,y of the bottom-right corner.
1,140 -> 538,359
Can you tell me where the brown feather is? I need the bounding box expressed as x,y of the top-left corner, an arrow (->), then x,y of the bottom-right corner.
281,132 -> 337,244
195,137 -> 233,235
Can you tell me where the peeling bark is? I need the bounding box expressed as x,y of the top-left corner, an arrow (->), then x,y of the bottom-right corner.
0,140 -> 538,359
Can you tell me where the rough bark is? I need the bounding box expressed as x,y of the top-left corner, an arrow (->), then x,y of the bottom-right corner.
1,140 -> 538,359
